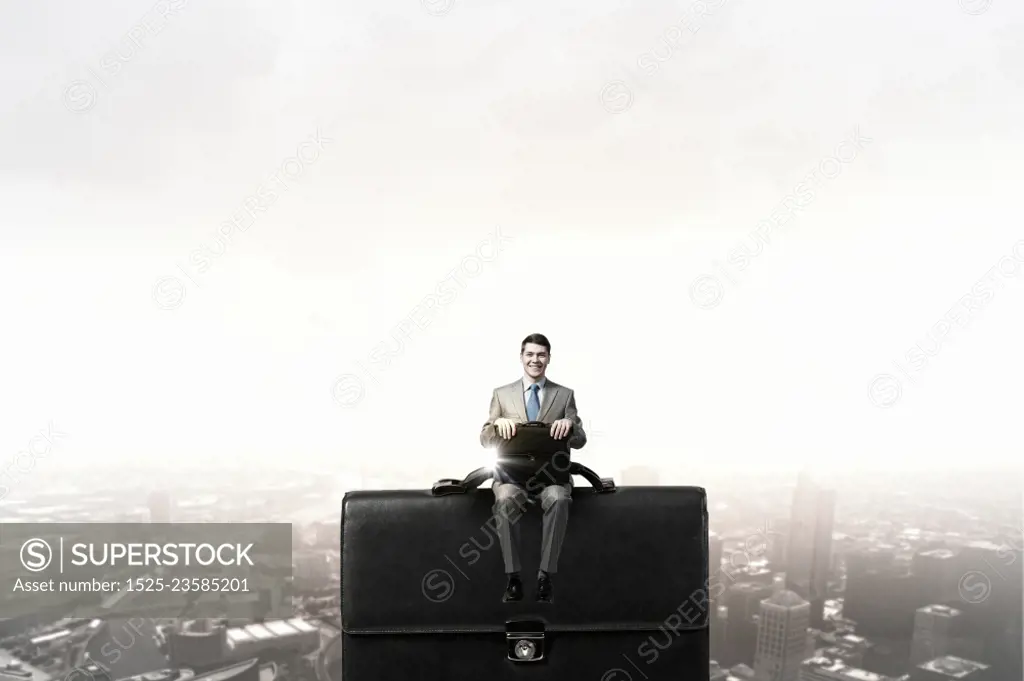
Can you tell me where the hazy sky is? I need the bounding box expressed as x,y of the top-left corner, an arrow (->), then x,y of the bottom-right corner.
2,0 -> 1022,497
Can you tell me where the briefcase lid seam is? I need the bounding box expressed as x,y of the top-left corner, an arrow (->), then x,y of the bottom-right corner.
340,621 -> 709,635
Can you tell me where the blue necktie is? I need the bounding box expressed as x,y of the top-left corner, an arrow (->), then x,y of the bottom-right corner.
526,384 -> 540,421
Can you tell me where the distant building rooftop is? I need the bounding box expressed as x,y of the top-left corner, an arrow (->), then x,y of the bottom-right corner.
803,656 -> 886,681
225,619 -> 317,646
763,589 -> 808,608
28,631 -> 70,646
189,659 -> 262,681
729,663 -> 755,679
962,541 -> 1002,553
731,583 -> 769,594
918,656 -> 988,678
117,669 -> 195,681
0,650 -> 51,681
839,634 -> 867,644
919,604 -> 961,617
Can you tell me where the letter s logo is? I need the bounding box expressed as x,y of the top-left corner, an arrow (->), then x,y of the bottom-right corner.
21,539 -> 52,572
958,571 -> 990,604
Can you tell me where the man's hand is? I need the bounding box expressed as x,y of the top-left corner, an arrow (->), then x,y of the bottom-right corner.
550,418 -> 573,440
494,418 -> 518,440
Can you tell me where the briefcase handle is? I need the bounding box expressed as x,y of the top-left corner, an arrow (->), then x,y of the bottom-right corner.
494,420 -> 566,431
431,462 -> 616,496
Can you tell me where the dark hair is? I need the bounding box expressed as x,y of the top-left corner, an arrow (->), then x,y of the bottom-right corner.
520,333 -> 551,354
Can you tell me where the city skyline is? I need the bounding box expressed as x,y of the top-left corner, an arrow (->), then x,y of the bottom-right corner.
1,459 -> 1019,680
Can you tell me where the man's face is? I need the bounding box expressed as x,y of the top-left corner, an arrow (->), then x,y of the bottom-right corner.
521,343 -> 549,380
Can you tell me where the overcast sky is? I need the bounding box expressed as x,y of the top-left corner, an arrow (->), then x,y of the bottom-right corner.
1,0 -> 1022,497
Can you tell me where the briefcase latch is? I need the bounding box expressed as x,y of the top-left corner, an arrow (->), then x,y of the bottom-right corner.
506,619 -> 546,663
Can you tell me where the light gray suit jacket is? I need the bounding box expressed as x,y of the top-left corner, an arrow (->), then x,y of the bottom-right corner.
480,378 -> 587,451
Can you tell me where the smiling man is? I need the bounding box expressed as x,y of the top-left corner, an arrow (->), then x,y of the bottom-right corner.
480,333 -> 587,603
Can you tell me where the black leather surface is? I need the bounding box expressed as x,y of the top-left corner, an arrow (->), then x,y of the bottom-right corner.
342,629 -> 708,680
340,485 -> 709,680
496,423 -> 570,457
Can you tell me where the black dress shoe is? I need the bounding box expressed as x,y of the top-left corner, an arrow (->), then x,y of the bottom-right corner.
503,575 -> 523,602
536,574 -> 553,603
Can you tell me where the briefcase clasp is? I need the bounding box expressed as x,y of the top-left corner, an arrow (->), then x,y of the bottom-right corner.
506,619 -> 546,663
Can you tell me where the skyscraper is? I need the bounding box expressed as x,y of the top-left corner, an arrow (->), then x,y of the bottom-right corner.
769,518 -> 789,568
785,469 -> 835,628
755,574 -> 811,681
726,582 -> 775,666
711,604 -> 730,664
912,549 -> 959,606
911,605 -> 963,666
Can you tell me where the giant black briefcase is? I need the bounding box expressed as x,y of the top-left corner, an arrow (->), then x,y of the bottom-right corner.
340,464 -> 709,680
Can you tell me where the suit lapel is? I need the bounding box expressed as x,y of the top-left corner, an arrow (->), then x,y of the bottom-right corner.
509,380 -> 528,422
539,382 -> 561,423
